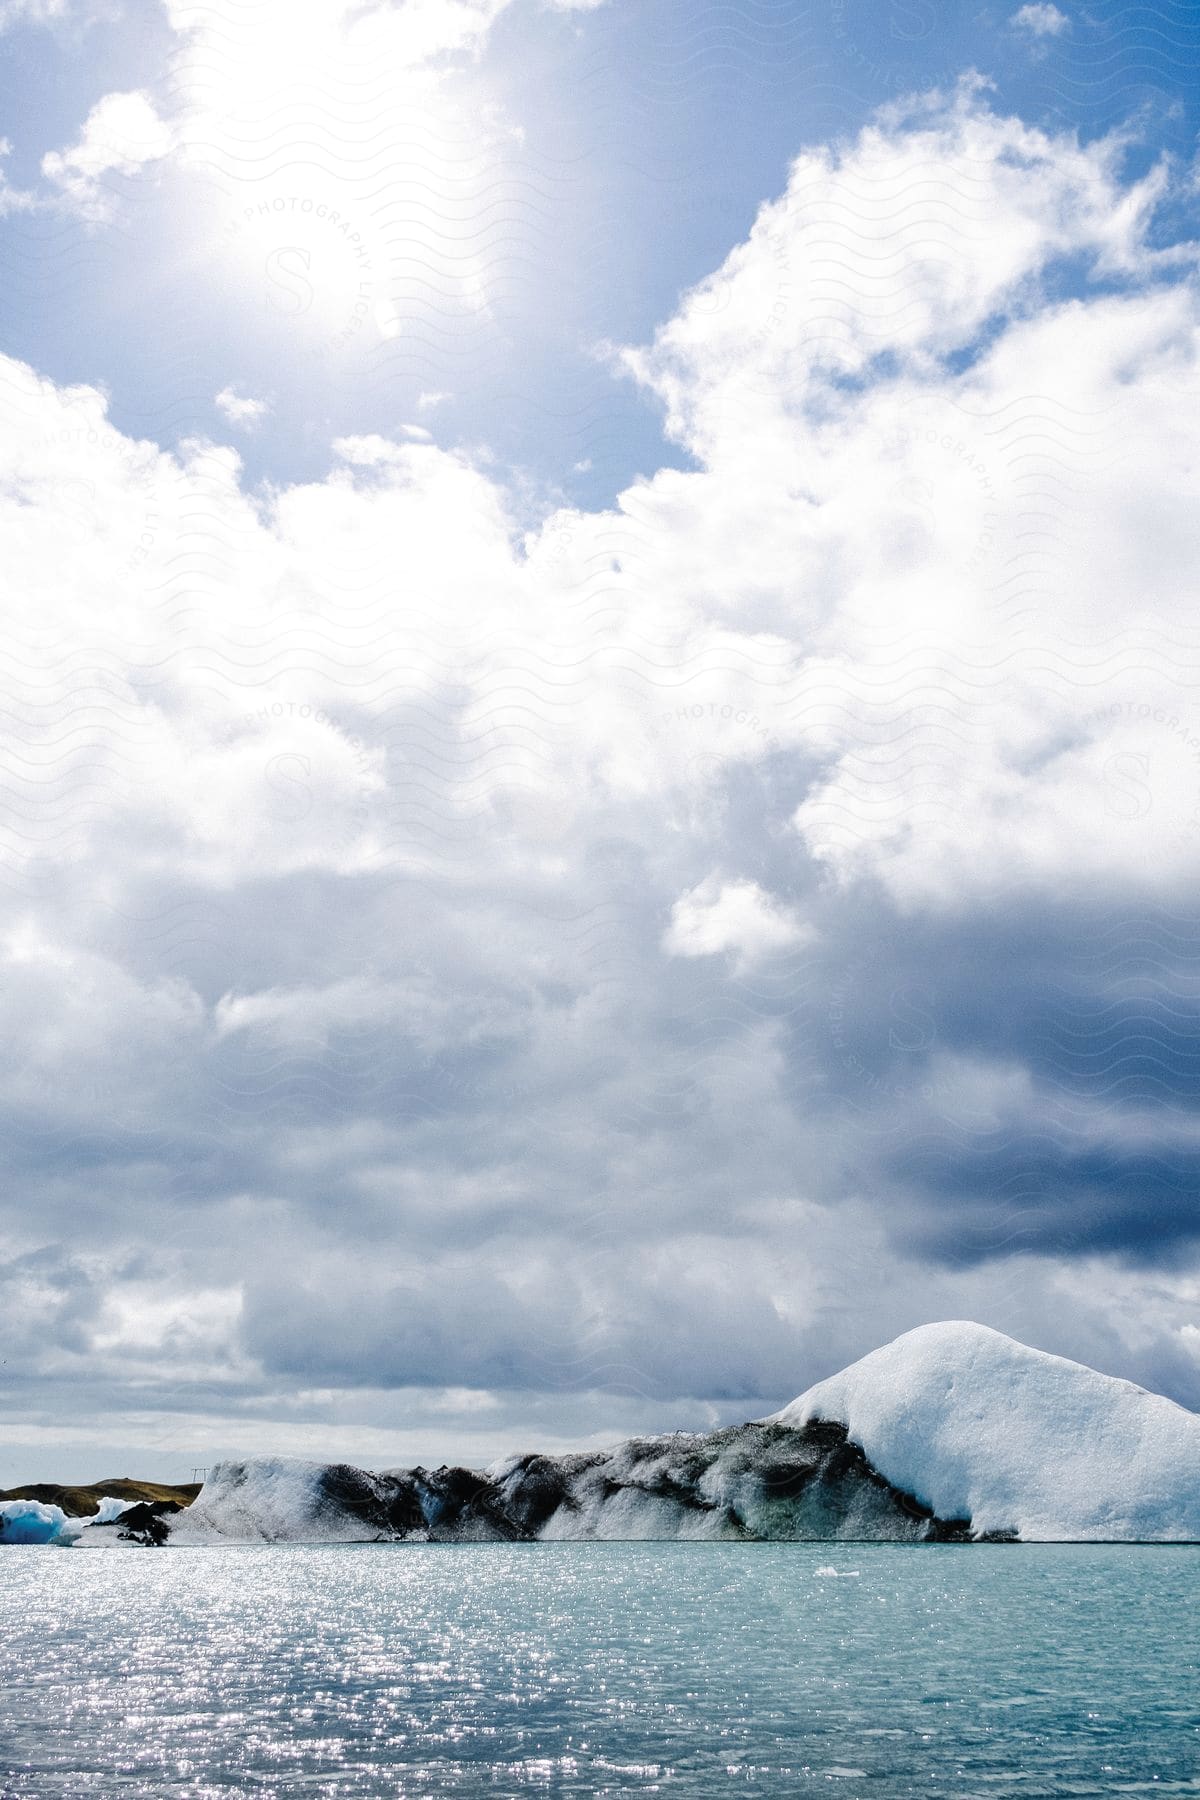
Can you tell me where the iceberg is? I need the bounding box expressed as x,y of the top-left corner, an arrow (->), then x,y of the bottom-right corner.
11,1323 -> 1190,1548
770,1319 -> 1200,1541
170,1418 -> 954,1545
171,1458 -> 412,1545
0,1493 -> 145,1545
168,1323 -> 1200,1545
0,1499 -> 82,1545
92,1495 -> 136,1526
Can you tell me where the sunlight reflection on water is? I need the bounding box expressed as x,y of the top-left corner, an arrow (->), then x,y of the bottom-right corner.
1,1543 -> 1197,1795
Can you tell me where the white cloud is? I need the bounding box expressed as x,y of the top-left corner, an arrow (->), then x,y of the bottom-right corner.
784,282 -> 1200,909
214,386 -> 271,429
625,79 -> 1168,462
41,90 -> 173,221
611,83 -> 1197,910
0,137 -> 37,215
1011,3 -> 1070,37
665,878 -> 811,968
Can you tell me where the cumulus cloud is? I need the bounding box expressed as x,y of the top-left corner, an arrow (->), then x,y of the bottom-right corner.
1011,3 -> 1070,37
625,78 -> 1169,459
665,878 -> 811,968
41,90 -> 173,221
214,387 -> 271,429
6,80 -> 1200,1472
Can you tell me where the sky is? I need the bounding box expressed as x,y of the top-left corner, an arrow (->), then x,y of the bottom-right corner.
2,0 -> 1200,1484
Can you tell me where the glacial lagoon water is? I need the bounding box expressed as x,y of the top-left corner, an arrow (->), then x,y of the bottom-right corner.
1,1544 -> 1197,1796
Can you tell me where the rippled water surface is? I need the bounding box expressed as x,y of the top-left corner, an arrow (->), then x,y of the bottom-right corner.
1,1544 -> 1197,1796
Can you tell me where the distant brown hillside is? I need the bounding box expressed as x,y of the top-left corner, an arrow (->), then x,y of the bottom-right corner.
0,1479 -> 201,1517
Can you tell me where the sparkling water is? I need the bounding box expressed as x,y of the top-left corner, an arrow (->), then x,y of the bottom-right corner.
1,1543 -> 1196,1795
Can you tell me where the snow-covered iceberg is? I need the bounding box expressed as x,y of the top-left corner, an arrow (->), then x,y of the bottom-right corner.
770,1319 -> 1200,1541
168,1323 -> 1200,1545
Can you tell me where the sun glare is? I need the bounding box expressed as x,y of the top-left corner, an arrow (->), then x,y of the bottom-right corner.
170,0 -> 523,352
